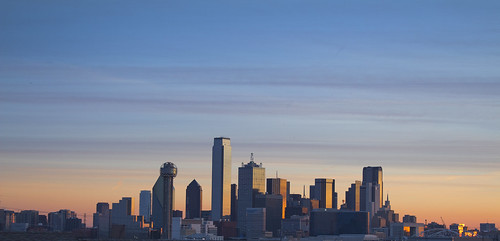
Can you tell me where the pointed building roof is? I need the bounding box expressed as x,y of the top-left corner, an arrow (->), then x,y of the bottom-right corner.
188,179 -> 201,188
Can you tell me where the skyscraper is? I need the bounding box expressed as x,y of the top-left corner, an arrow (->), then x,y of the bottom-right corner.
140,190 -> 151,222
362,166 -> 383,208
314,178 -> 338,209
237,157 -> 265,236
186,179 -> 202,219
211,137 -> 232,221
93,202 -> 110,238
255,193 -> 283,236
345,181 -> 361,211
231,184 -> 238,222
266,178 -> 287,219
152,162 -> 177,239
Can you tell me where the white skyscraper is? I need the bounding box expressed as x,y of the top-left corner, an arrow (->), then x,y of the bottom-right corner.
139,190 -> 151,222
211,137 -> 232,221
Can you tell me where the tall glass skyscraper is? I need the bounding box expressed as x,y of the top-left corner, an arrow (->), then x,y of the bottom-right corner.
314,178 -> 338,209
362,166 -> 383,208
266,178 -> 287,219
211,137 -> 232,221
139,190 -> 151,222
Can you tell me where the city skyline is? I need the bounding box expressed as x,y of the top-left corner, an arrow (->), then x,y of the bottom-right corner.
1,0 -> 500,230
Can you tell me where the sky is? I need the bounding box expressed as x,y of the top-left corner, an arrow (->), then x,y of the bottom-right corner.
1,0 -> 500,229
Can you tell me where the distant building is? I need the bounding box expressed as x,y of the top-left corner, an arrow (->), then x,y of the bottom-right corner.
15,210 -> 39,228
93,202 -> 110,238
267,177 -> 288,219
255,193 -> 283,236
309,209 -> 369,236
246,208 -> 266,240
390,222 -> 424,238
48,209 -> 77,232
345,181 -> 361,211
314,178 -> 338,209
152,162 -> 177,239
230,184 -> 238,222
403,215 -> 417,223
0,209 -> 15,231
450,223 -> 466,237
371,195 -> 399,236
282,215 -> 310,238
211,137 -> 232,221
173,210 -> 183,218
237,157 -> 265,236
360,182 -> 381,218
110,197 -> 146,238
310,185 -> 316,200
362,166 -> 383,213
201,210 -> 212,221
139,190 -> 151,223
480,223 -> 496,233
186,179 -> 202,219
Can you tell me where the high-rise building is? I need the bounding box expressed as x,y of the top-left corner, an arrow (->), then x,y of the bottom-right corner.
362,166 -> 383,208
49,209 -> 76,232
186,179 -> 202,219
231,184 -> 238,222
110,197 -> 146,238
246,208 -> 266,240
15,210 -> 39,228
480,223 -> 496,233
237,157 -> 265,236
211,137 -> 232,221
140,190 -> 151,223
309,185 -> 316,199
93,202 -> 110,238
345,181 -> 361,211
360,182 -> 380,218
314,178 -> 338,209
255,193 -> 283,236
152,162 -> 177,239
0,209 -> 15,231
266,178 -> 287,219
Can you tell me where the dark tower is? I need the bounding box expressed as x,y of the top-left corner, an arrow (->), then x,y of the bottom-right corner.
362,166 -> 383,208
231,184 -> 238,221
186,179 -> 202,219
160,162 -> 177,239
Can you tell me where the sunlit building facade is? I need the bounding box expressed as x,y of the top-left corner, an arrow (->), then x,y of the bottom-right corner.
211,137 -> 232,221
266,177 -> 287,219
314,178 -> 338,209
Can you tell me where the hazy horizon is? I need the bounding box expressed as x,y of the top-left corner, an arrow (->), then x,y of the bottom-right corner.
1,0 -> 499,228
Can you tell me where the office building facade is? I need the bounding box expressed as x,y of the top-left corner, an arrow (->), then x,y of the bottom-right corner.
266,178 -> 287,219
237,159 -> 265,236
186,179 -> 202,219
314,178 -> 338,209
211,137 -> 232,221
139,190 -> 151,223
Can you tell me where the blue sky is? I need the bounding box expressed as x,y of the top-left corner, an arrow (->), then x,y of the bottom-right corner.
1,0 -> 500,227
